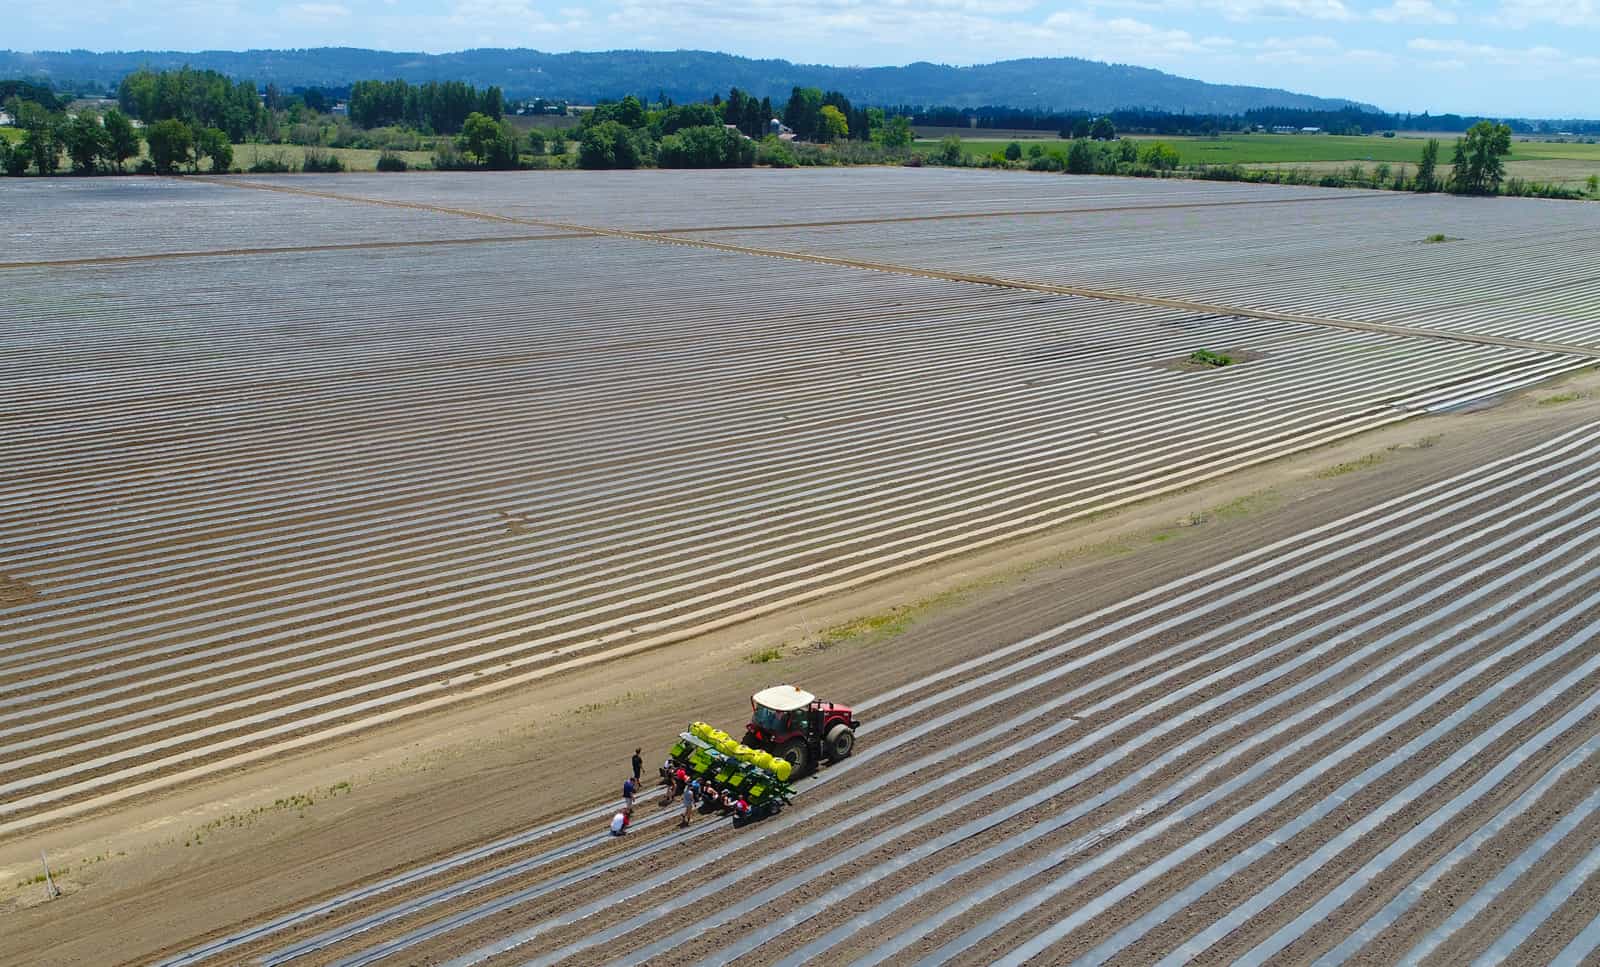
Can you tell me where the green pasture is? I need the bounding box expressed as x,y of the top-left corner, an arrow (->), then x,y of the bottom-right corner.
231,144 -> 436,172
914,133 -> 1600,170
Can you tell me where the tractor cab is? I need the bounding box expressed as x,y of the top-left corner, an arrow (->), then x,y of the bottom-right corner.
745,684 -> 860,779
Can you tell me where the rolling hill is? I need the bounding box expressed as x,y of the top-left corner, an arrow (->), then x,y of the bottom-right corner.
0,48 -> 1371,114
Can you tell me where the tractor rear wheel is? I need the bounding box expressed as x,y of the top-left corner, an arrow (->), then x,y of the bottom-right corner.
825,724 -> 855,763
776,739 -> 811,779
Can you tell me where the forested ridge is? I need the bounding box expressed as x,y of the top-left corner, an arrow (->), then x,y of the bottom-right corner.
1,48 -> 1367,114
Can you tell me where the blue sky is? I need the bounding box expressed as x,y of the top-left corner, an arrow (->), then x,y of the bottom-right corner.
11,0 -> 1600,115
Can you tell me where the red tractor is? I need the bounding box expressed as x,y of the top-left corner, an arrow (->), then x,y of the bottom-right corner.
743,685 -> 860,779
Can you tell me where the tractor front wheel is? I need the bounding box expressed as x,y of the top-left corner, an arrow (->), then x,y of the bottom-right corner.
825,724 -> 855,763
776,739 -> 811,779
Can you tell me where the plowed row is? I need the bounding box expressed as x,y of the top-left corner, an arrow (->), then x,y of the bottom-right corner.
2,170 -> 1592,846
224,421 -> 1600,967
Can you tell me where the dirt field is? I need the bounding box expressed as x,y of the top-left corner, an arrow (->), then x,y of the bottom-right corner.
9,173 -> 1594,843
6,375 -> 1598,965
4,168 -> 1600,965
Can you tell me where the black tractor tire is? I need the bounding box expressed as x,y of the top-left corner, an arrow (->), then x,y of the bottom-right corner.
742,730 -> 760,747
776,739 -> 812,779
825,724 -> 856,763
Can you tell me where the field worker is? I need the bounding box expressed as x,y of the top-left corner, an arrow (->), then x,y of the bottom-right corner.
679,779 -> 697,827
732,797 -> 751,821
632,748 -> 644,786
610,807 -> 631,836
623,776 -> 637,810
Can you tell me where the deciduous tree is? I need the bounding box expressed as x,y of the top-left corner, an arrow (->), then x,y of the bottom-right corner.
1137,141 -> 1180,171
578,119 -> 643,169
816,105 -> 848,143
1416,138 -> 1439,192
1449,121 -> 1512,194
195,126 -> 233,172
1447,137 -> 1470,192
458,112 -> 500,165
880,115 -> 914,149
657,125 -> 755,168
1066,139 -> 1096,174
145,118 -> 193,174
936,134 -> 964,165
613,95 -> 646,129
63,111 -> 109,173
22,124 -> 61,175
103,109 -> 140,171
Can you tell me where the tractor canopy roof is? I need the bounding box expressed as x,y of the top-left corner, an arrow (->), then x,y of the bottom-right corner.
752,684 -> 815,712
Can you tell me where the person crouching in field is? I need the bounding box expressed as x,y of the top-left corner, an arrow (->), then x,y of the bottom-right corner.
610,807 -> 631,836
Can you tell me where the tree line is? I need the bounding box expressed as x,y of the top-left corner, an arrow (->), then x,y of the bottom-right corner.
114,68 -> 509,145
118,67 -> 264,141
347,79 -> 504,134
899,104 -> 1599,138
571,87 -> 913,170
938,120 -> 1560,197
1,70 -> 1583,199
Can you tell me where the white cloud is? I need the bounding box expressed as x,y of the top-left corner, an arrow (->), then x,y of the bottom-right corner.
279,2 -> 349,23
605,0 -> 1241,66
447,0 -> 571,30
1407,36 -> 1600,72
1490,0 -> 1600,28
1260,33 -> 1339,48
1344,47 -> 1397,64
1253,33 -> 1358,64
1370,0 -> 1455,24
1087,0 -> 1358,20
1212,0 -> 1355,21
